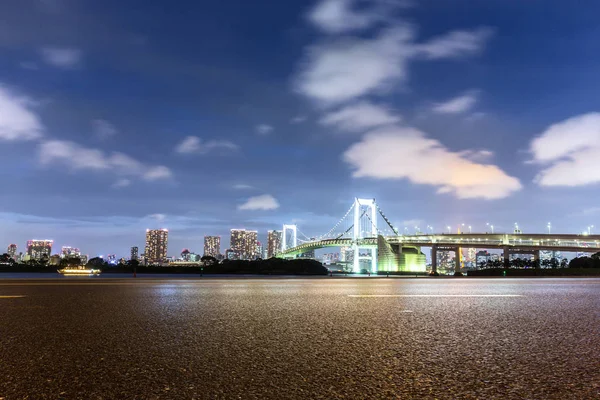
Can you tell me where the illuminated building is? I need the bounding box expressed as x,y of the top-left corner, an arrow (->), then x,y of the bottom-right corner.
230,229 -> 246,254
204,236 -> 221,257
300,249 -> 315,259
7,244 -> 17,260
476,250 -> 490,267
61,246 -> 81,258
246,231 -> 258,259
181,248 -> 191,261
145,229 -> 168,264
256,242 -> 263,259
26,240 -> 53,260
267,230 -> 282,258
225,249 -> 240,260
130,246 -> 138,260
230,229 -> 258,259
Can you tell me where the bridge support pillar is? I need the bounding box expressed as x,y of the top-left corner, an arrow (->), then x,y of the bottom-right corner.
454,247 -> 461,273
431,246 -> 437,274
534,250 -> 540,267
503,246 -> 510,268
353,245 -> 360,273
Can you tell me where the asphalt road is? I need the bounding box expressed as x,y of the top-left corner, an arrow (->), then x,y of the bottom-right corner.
0,277 -> 598,399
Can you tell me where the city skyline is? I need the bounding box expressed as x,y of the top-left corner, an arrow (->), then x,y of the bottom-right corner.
2,0 -> 600,256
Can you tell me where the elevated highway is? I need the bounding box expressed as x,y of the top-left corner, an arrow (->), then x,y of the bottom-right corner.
279,233 -> 600,273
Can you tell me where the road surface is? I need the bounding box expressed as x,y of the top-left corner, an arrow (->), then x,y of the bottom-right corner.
0,277 -> 598,399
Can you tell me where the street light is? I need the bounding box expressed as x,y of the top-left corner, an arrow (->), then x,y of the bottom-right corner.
447,226 -> 451,234
427,225 -> 433,234
547,222 -> 551,234
491,225 -> 494,233
414,226 -> 419,235
588,225 -> 594,235
468,225 -> 472,234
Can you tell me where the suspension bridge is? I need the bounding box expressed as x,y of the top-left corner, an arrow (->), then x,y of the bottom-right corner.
278,198 -> 600,273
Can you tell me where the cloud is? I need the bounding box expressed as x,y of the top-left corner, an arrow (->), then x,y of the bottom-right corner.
92,119 -> 117,139
343,126 -> 522,199
38,140 -> 172,181
0,85 -> 44,141
143,166 -> 173,181
459,149 -> 494,163
307,0 -> 410,34
232,184 -> 254,190
432,90 -> 479,114
291,116 -> 307,124
112,178 -> 131,189
308,0 -> 377,34
238,194 -> 280,211
175,136 -> 238,154
320,101 -> 401,132
530,113 -> 600,186
294,25 -> 490,106
40,47 -> 82,68
416,28 -> 493,60
256,124 -> 274,135
146,213 -> 166,222
295,27 -> 414,105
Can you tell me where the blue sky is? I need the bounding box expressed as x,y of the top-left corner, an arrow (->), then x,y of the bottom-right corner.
2,0 -> 600,257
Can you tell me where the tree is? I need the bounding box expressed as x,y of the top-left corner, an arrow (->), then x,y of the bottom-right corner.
87,257 -> 106,269
201,256 -> 218,266
60,256 -> 82,268
39,254 -> 49,267
0,253 -> 15,266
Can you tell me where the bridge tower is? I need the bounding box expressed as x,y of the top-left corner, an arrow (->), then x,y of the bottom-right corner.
352,198 -> 378,273
281,224 -> 297,253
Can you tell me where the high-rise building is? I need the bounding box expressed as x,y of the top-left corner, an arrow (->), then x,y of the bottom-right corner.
230,229 -> 246,254
61,246 -> 81,258
204,236 -> 221,257
245,231 -> 258,259
256,242 -> 264,260
267,230 -> 282,258
145,229 -> 168,264
130,246 -> 138,260
7,244 -> 17,260
26,240 -> 53,260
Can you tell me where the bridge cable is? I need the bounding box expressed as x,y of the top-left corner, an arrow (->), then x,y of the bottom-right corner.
320,202 -> 355,240
376,204 -> 399,235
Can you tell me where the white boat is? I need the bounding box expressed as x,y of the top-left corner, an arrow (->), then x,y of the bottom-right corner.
58,267 -> 101,276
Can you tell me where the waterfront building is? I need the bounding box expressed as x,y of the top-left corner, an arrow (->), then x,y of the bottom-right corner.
61,246 -> 81,258
245,231 -> 258,259
204,236 -> 221,257
267,230 -> 282,258
256,242 -> 264,259
26,240 -> 53,260
130,246 -> 139,260
230,229 -> 246,255
145,229 -> 169,264
7,244 -> 17,260
230,229 -> 258,259
299,249 -> 316,259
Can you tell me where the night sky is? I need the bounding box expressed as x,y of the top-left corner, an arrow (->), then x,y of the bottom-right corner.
2,0 -> 600,257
